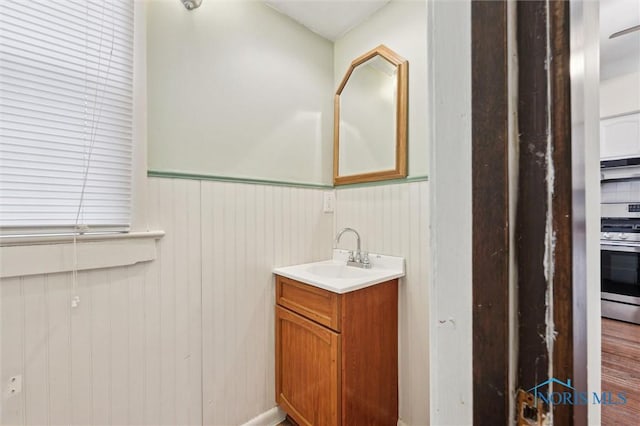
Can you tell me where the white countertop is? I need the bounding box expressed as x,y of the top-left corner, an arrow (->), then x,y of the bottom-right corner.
273,249 -> 405,294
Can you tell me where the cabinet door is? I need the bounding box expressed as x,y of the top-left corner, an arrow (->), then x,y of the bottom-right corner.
276,306 -> 340,426
601,112 -> 640,160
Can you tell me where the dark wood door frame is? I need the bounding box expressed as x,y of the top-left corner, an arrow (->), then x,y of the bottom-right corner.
471,1 -> 510,424
472,1 -> 583,424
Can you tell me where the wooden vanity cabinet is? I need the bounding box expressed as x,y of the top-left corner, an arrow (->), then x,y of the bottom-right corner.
275,275 -> 398,426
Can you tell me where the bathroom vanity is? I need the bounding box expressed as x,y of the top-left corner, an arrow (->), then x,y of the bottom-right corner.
273,251 -> 404,426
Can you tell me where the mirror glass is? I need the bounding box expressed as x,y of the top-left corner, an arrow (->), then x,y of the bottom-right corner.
339,56 -> 397,176
334,45 -> 407,185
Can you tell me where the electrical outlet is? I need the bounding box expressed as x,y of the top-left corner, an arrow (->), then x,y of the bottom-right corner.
7,375 -> 22,397
323,191 -> 335,213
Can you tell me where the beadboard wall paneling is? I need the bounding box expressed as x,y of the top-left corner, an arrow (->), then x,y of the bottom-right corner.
334,180 -> 430,426
152,178 -> 203,426
1,177 -> 333,426
1,178 -> 203,426
200,180 -> 333,425
0,265 -> 200,426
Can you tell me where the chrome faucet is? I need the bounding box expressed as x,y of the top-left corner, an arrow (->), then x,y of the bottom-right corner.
334,227 -> 371,268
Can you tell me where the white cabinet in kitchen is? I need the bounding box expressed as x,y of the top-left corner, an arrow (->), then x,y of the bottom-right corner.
601,112 -> 640,160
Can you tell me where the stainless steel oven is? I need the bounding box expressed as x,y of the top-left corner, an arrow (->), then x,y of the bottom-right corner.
601,203 -> 640,324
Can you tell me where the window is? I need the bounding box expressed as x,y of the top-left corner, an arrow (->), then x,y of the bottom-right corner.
0,0 -> 134,237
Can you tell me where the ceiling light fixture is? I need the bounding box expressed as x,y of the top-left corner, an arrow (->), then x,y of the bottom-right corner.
181,0 -> 203,11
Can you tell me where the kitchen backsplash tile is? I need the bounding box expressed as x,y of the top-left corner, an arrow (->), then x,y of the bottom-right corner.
601,179 -> 640,203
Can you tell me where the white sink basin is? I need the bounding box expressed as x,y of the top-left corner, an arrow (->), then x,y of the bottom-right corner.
305,263 -> 371,279
273,249 -> 405,294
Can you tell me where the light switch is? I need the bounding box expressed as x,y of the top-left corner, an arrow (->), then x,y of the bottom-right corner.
323,191 -> 335,213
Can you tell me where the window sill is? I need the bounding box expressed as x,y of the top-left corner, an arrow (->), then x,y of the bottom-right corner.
0,230 -> 164,278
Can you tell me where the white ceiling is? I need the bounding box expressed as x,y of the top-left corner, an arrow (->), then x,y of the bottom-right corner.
600,0 -> 640,80
263,0 -> 638,80
263,0 -> 391,41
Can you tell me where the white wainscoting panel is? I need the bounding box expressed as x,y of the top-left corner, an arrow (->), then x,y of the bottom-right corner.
334,180 -> 430,426
200,180 -> 333,425
0,178 -> 203,426
1,177 -> 427,425
1,177 -> 333,426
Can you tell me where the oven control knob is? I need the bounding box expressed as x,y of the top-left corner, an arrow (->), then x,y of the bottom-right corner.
619,233 -> 628,240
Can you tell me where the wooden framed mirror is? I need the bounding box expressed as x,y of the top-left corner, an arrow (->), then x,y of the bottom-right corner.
334,45 -> 408,185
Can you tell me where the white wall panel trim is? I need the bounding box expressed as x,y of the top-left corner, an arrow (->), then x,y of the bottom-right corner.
148,169 -> 428,190
0,230 -> 165,247
335,175 -> 429,190
148,170 -> 333,189
1,236 -> 161,278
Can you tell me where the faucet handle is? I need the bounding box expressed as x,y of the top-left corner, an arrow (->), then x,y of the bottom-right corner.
347,250 -> 355,262
362,251 -> 371,268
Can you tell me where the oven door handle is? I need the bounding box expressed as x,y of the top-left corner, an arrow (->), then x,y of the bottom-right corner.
601,243 -> 640,253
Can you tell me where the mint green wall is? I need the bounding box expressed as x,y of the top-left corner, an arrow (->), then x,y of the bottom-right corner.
147,0 -> 428,186
147,0 -> 334,185
334,0 -> 429,178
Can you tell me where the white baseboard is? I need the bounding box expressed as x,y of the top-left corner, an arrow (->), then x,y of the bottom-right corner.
241,407 -> 287,426
397,419 -> 408,426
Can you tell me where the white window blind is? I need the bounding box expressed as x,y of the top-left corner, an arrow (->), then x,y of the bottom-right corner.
0,0 -> 134,236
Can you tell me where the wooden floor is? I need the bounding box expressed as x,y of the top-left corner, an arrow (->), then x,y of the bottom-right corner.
602,318 -> 640,426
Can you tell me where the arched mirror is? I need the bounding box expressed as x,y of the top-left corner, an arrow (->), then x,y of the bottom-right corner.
334,45 -> 408,185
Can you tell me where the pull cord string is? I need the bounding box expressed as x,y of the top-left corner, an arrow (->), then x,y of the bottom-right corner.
72,0 -> 116,307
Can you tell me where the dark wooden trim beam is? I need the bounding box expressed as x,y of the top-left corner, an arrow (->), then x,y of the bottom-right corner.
549,1 -> 574,424
471,1 -> 510,424
516,0 -> 550,400
472,1 -> 575,423
516,0 -> 574,423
